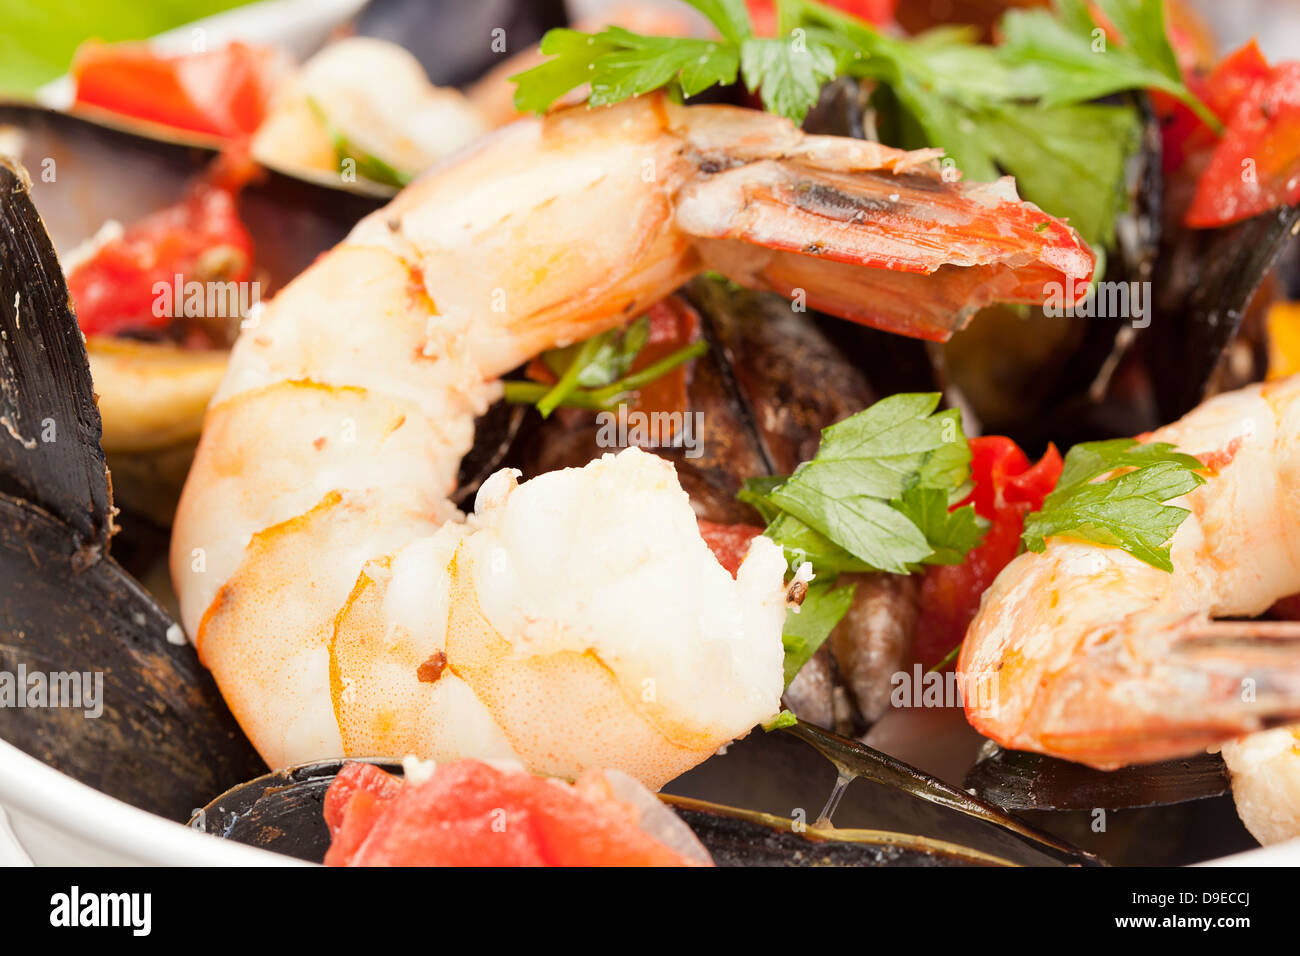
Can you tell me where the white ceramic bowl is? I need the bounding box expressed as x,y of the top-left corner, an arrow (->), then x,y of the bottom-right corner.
3,0 -> 1297,871
0,739 -> 299,866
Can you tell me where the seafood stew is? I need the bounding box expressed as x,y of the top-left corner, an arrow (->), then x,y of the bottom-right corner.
1,0 -> 1299,881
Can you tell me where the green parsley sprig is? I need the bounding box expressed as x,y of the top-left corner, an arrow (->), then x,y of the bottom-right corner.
739,392 -> 986,685
1021,438 -> 1206,572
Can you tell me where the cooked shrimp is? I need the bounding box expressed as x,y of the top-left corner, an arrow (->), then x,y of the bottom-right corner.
959,375 -> 1300,843
173,93 -> 1092,788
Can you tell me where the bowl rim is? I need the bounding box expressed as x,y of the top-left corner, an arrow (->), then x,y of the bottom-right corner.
6,733 -> 1300,866
0,738 -> 304,866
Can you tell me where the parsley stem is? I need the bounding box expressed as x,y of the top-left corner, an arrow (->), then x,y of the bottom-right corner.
504,339 -> 708,413
928,642 -> 962,673
535,332 -> 608,418
588,340 -> 708,402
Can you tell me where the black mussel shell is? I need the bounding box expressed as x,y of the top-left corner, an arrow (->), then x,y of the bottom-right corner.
0,491 -> 265,820
964,743 -> 1231,812
194,759 -> 397,861
0,159 -> 265,819
0,158 -> 112,549
1150,202 -> 1300,421
197,722 -> 1107,866
453,400 -> 525,507
962,745 -> 1260,866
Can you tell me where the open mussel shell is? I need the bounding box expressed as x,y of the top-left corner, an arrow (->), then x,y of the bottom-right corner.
0,158 -> 266,819
195,721 -> 1105,865
0,102 -> 384,266
194,743 -> 1040,866
0,491 -> 265,819
0,160 -> 111,550
452,401 -> 526,508
28,1 -> 568,197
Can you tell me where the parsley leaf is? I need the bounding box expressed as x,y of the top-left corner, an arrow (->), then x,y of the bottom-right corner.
687,0 -> 754,45
739,36 -> 839,124
998,0 -> 1221,131
591,29 -> 741,105
511,29 -> 622,115
746,393 -> 984,574
541,315 -> 650,388
739,393 -> 986,687
1021,439 -> 1206,572
782,579 -> 857,687
894,486 -> 985,566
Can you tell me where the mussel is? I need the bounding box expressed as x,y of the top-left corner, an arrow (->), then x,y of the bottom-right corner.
1149,202 -> 1300,421
963,743 -> 1259,866
0,157 -> 266,820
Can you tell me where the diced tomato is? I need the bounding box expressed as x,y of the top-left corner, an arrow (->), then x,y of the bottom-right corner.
1185,51 -> 1300,228
698,520 -> 764,577
913,436 -> 1062,669
67,179 -> 255,339
322,761 -> 401,838
1149,10 -> 1239,174
322,760 -> 699,867
1156,39 -> 1300,228
72,41 -> 282,140
627,296 -> 699,426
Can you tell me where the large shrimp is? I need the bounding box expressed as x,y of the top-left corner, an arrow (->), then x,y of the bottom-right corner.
172,94 -> 1092,789
959,375 -> 1300,844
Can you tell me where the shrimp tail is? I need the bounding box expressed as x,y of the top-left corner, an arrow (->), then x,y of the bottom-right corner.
1173,620 -> 1300,727
973,617 -> 1300,769
677,152 -> 1094,341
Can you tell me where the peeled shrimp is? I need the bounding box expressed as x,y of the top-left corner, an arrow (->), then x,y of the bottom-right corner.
172,93 -> 1091,788
959,375 -> 1300,844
